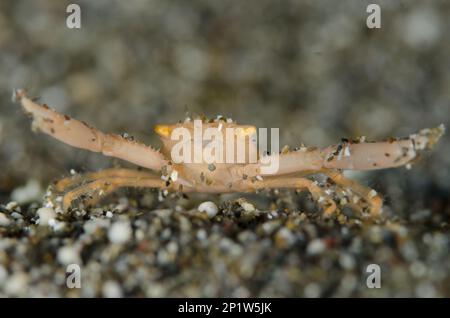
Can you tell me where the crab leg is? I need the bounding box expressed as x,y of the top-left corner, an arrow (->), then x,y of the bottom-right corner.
14,89 -> 168,171
237,125 -> 445,177
321,125 -> 445,171
59,176 -> 165,210
53,168 -> 158,192
250,177 -> 337,215
320,170 -> 382,217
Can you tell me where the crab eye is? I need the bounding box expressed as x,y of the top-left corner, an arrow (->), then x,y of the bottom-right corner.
154,125 -> 171,137
244,127 -> 257,135
235,126 -> 256,136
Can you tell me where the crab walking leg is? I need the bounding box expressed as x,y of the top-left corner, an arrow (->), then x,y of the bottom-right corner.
78,176 -> 159,207
53,168 -> 158,192
321,170 -> 382,217
250,177 -> 337,215
61,176 -> 165,210
14,89 -> 168,171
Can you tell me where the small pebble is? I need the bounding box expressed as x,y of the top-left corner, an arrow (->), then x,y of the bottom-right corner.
339,253 -> 356,270
5,201 -> 18,210
160,228 -> 172,240
4,273 -> 28,296
304,283 -> 321,298
275,228 -> 295,248
10,212 -> 23,219
198,201 -> 218,218
37,207 -> 56,226
102,280 -> 123,298
108,221 -> 132,244
57,246 -> 80,265
261,220 -> 281,234
11,180 -> 42,204
306,239 -> 326,256
166,241 -> 179,254
410,261 -> 427,278
157,249 -> 175,265
49,219 -> 66,232
196,229 -> 207,241
239,200 -> 255,212
0,213 -> 10,226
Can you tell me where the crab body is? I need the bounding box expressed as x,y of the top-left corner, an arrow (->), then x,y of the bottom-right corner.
14,89 -> 445,217
154,120 -> 259,191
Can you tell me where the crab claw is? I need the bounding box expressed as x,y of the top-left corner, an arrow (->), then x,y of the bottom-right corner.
14,88 -> 168,171
411,124 -> 445,151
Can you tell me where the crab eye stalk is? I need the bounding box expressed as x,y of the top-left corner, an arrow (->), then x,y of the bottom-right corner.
235,126 -> 257,137
154,125 -> 171,137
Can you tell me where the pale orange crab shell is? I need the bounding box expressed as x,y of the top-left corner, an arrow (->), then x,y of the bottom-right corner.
154,119 -> 259,164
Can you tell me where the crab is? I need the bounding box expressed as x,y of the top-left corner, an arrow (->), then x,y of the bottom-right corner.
14,89 -> 445,218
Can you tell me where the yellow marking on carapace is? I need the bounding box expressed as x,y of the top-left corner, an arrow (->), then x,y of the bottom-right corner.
154,125 -> 171,137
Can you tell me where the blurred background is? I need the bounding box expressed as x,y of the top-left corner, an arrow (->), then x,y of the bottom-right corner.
0,0 -> 449,297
